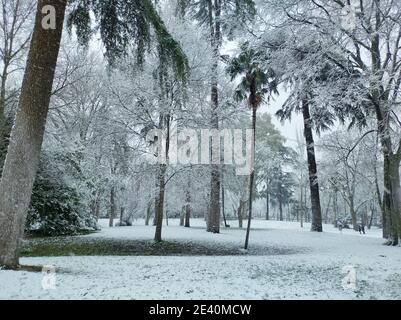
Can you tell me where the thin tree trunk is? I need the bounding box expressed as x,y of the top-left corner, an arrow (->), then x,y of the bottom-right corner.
266,176 -> 270,220
221,172 -> 228,227
387,155 -> 400,244
145,201 -> 152,226
302,99 -> 323,232
95,200 -> 100,221
180,205 -> 185,226
349,197 -> 358,231
324,195 -> 332,224
154,163 -> 166,242
185,189 -> 191,228
238,200 -> 245,228
154,113 -> 170,241
0,0 -> 67,268
0,64 -> 8,168
279,187 -> 283,222
369,205 -> 375,230
119,207 -> 125,225
109,187 -> 115,227
207,0 -> 221,234
244,106 -> 257,250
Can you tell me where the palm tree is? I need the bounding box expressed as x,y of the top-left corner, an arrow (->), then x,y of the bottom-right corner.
227,43 -> 277,249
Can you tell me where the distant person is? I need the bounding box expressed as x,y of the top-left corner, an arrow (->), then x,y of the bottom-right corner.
358,223 -> 366,235
338,221 -> 343,232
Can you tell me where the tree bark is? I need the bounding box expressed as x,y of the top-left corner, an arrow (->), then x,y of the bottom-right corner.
109,186 -> 115,227
145,201 -> 152,226
278,177 -> 283,221
206,0 -> 221,234
179,205 -> 185,226
119,207 -> 125,226
221,170 -> 229,227
238,200 -> 245,228
349,196 -> 358,231
244,106 -> 257,250
266,176 -> 270,220
383,154 -> 401,245
0,0 -> 67,269
302,99 -> 323,232
185,189 -> 191,228
154,112 -> 170,241
154,163 -> 166,242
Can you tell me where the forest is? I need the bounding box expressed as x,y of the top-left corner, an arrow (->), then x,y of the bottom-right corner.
0,0 -> 401,300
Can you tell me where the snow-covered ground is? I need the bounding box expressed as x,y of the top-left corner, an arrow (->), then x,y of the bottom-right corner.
1,219 -> 401,300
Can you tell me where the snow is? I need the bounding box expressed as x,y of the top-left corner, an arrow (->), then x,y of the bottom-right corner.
1,219 -> 401,300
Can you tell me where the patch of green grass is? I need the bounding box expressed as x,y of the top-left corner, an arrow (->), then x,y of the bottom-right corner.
0,265 -> 43,272
20,237 -> 247,257
25,228 -> 97,239
20,235 -> 303,257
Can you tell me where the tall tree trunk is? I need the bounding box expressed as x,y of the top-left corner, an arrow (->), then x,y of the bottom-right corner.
279,180 -> 283,221
145,201 -> 152,226
266,176 -> 270,220
376,103 -> 400,244
0,13 -> 11,170
185,189 -> 191,228
221,170 -> 229,227
207,0 -> 221,234
383,154 -> 401,245
324,195 -> 332,224
238,200 -> 245,228
154,114 -> 170,241
333,191 -> 338,226
349,196 -> 358,231
368,204 -> 375,230
244,106 -> 257,250
302,99 -> 323,232
0,0 -> 67,269
153,178 -> 159,227
0,65 -> 8,170
119,207 -> 125,225
154,163 -> 166,242
109,186 -> 115,227
180,205 -> 185,226
95,200 -> 100,221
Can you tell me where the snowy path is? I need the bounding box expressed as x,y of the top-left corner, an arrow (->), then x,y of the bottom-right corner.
1,219 -> 401,300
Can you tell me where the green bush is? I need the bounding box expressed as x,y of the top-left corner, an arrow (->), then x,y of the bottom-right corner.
25,152 -> 97,237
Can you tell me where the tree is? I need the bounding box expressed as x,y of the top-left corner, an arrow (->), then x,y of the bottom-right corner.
301,98 -> 323,232
0,0 -> 68,269
0,0 -> 188,268
319,129 -> 382,229
227,43 -> 277,249
178,0 -> 256,233
263,0 -> 401,243
0,0 -> 35,170
254,113 -> 288,221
